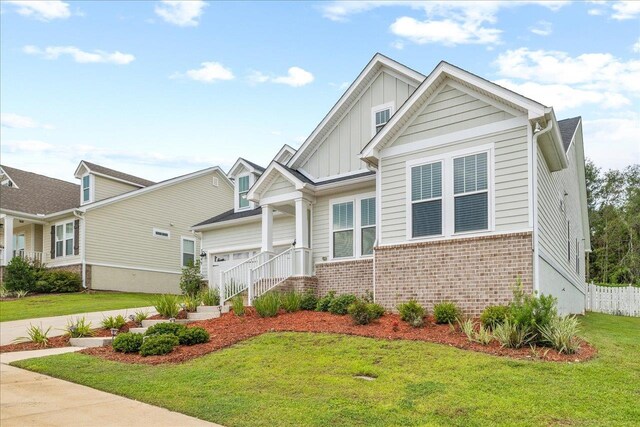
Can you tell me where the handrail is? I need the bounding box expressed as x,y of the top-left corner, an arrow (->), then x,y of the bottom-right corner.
249,248 -> 295,303
220,252 -> 269,303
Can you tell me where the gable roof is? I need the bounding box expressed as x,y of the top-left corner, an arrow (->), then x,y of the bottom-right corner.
557,116 -> 581,152
287,53 -> 425,169
241,158 -> 265,173
228,157 -> 265,177
0,165 -> 80,216
75,161 -> 155,187
193,206 -> 262,227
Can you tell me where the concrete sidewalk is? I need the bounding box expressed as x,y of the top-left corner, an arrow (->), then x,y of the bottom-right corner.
1,348 -> 220,426
0,306 -> 157,345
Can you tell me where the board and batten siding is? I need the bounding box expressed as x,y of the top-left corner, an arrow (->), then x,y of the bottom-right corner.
93,175 -> 139,202
262,176 -> 295,199
380,124 -> 530,244
300,71 -> 417,179
84,170 -> 233,272
200,214 -> 295,253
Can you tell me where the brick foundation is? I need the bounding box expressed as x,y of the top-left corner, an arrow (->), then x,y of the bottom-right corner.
374,232 -> 533,316
276,276 -> 319,294
48,264 -> 92,288
315,259 -> 374,298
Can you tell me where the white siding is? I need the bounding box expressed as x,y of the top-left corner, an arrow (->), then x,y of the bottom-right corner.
201,214 -> 295,253
262,176 -> 295,199
44,214 -> 83,268
93,175 -> 139,201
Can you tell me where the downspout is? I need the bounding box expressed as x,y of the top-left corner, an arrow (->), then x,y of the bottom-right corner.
72,210 -> 87,289
531,120 -> 554,293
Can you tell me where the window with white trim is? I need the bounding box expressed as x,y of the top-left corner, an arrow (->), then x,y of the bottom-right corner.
411,162 -> 443,237
361,197 -> 376,256
182,238 -> 195,267
332,201 -> 354,258
238,175 -> 250,209
82,175 -> 91,204
55,221 -> 74,257
453,152 -> 488,233
153,228 -> 170,239
375,109 -> 390,134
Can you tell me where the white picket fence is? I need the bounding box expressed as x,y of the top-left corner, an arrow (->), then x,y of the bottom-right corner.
586,284 -> 640,317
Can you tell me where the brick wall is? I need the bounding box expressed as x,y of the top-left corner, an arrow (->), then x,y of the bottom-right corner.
374,232 -> 533,316
49,264 -> 92,288
315,259 -> 373,298
276,276 -> 318,294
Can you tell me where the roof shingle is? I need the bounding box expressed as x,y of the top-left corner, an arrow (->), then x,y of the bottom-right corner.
82,161 -> 155,187
557,117 -> 581,153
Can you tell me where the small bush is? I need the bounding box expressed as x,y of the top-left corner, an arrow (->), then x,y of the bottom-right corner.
140,334 -> 179,356
182,294 -> 201,312
34,270 -> 81,293
200,288 -> 220,306
231,295 -> 245,316
179,260 -> 203,297
101,314 -> 127,330
300,291 -> 318,311
281,291 -> 302,313
348,300 -> 385,325
315,291 -> 336,312
398,300 -> 425,328
144,322 -> 185,337
433,301 -> 460,324
153,294 -> 180,318
0,285 -> 9,298
66,317 -> 94,338
480,305 -> 510,330
112,332 -> 143,353
14,289 -> 29,298
14,324 -> 51,347
539,315 -> 581,354
253,292 -> 281,318
328,294 -> 357,315
509,279 -> 558,343
133,310 -> 149,326
4,257 -> 37,292
493,320 -> 533,349
178,327 -> 210,346
458,319 -> 492,345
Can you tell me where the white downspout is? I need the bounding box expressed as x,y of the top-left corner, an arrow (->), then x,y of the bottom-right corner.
532,120 -> 553,293
73,210 -> 87,289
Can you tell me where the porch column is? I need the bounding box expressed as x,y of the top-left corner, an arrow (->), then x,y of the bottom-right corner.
295,198 -> 311,276
261,204 -> 274,253
3,215 -> 13,265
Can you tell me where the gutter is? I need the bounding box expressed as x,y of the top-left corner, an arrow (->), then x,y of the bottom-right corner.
72,209 -> 87,289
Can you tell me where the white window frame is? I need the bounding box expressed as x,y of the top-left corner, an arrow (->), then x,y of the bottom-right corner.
371,102 -> 395,137
408,159 -> 445,239
329,192 -> 376,261
235,173 -> 252,212
81,174 -> 94,205
452,151 -> 491,235
55,220 -> 75,258
181,236 -> 196,268
406,144 -> 495,241
152,228 -> 171,240
360,197 -> 376,256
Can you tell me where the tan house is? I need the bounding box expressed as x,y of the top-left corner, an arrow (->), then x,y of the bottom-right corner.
1,162 -> 233,293
194,54 -> 590,315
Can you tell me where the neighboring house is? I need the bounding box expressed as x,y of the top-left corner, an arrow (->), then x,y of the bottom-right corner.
194,54 -> 589,315
1,162 -> 233,293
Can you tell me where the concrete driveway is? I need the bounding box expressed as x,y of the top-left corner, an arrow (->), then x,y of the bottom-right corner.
0,306 -> 157,346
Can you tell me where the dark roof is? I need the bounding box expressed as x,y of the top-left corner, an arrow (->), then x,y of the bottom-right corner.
240,158 -> 265,173
0,165 -> 80,215
277,163 -> 314,184
277,163 -> 375,185
557,117 -> 581,152
82,161 -> 155,187
194,207 -> 262,227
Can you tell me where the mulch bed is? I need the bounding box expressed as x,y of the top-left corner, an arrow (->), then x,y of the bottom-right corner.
78,310 -> 596,365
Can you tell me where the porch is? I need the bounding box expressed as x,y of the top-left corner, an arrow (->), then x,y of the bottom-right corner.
0,215 -> 47,266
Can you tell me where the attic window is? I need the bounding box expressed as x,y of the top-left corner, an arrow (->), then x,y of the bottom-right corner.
375,109 -> 390,133
238,175 -> 250,209
372,103 -> 394,136
1,179 -> 13,187
82,175 -> 91,203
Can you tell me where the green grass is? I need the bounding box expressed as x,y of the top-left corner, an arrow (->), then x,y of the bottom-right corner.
0,292 -> 156,322
13,313 -> 640,426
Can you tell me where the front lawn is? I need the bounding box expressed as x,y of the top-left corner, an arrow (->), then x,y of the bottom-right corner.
0,292 -> 156,322
13,313 -> 640,426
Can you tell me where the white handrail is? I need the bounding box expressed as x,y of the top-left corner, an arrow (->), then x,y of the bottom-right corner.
220,252 -> 269,303
249,248 -> 295,303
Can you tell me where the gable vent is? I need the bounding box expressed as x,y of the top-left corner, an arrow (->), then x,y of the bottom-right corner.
212,177 -> 219,187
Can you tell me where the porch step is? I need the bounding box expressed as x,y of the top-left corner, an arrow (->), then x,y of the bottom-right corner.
141,319 -> 191,328
128,327 -> 148,334
187,311 -> 219,321
196,305 -> 220,313
69,337 -> 113,348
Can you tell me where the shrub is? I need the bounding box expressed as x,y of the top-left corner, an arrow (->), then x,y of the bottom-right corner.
14,289 -> 29,298
253,292 -> 281,318
458,319 -> 492,345
153,294 -> 180,318
144,322 -> 185,337
101,314 -> 126,330
509,281 -> 558,343
66,317 -> 94,338
328,294 -> 357,315
539,315 -> 581,354
433,301 -> 460,324
14,324 -> 52,347
348,300 -> 385,325
300,291 -> 318,311
0,285 -> 9,298
4,257 -> 37,292
398,300 -> 426,328
493,320 -> 533,349
182,294 -> 201,312
480,305 -> 510,330
281,291 -> 302,313
140,334 -> 179,356
179,260 -> 203,297
34,270 -> 81,293
315,291 -> 336,312
112,332 -> 143,353
200,288 -> 220,306
178,327 -> 210,345
133,310 -> 149,326
231,295 -> 245,316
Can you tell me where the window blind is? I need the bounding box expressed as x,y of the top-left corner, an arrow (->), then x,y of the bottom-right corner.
411,162 -> 443,237
453,153 -> 488,233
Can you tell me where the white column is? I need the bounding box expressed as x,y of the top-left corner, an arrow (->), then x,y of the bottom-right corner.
261,204 -> 274,253
3,215 -> 14,265
295,199 -> 311,276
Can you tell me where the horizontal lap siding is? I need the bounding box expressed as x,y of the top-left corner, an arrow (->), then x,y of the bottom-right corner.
45,214 -> 83,267
94,175 -> 139,201
201,215 -> 295,253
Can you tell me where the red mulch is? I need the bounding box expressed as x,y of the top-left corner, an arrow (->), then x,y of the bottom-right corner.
79,310 -> 597,365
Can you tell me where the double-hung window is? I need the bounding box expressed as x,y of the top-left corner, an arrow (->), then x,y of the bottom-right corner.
332,202 -> 354,258
238,175 -> 250,209
453,152 -> 488,233
361,198 -> 376,256
375,109 -> 390,134
55,221 -> 74,257
82,175 -> 91,204
411,162 -> 443,237
182,238 -> 195,267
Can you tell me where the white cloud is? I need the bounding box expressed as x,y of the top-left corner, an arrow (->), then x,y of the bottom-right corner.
247,70 -> 270,84
154,0 -> 207,27
23,45 -> 135,64
3,140 -> 55,152
611,1 -> 640,20
633,38 -> 640,53
582,115 -> 640,170
391,40 -> 405,50
4,0 -> 70,21
1,113 -> 53,130
249,67 -> 314,87
587,8 -> 603,16
530,20 -> 552,36
172,61 -> 234,83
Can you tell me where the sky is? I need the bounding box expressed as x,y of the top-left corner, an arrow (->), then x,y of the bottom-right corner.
1,0 -> 639,183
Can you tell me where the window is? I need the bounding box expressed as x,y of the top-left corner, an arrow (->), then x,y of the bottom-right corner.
453,152 -> 488,233
375,109 -> 390,134
238,175 -> 250,209
55,221 -> 74,257
153,228 -> 170,239
361,198 -> 376,255
182,238 -> 195,267
411,162 -> 443,237
13,234 -> 25,256
332,202 -> 354,258
82,175 -> 91,203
